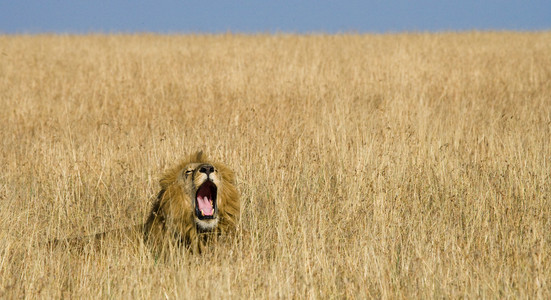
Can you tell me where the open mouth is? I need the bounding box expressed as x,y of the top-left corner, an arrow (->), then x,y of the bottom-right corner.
195,180 -> 217,220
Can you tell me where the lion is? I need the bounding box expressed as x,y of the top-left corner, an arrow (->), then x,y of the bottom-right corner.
48,151 -> 240,254
143,151 -> 240,253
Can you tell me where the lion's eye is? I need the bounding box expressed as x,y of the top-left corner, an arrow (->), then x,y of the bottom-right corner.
184,170 -> 193,177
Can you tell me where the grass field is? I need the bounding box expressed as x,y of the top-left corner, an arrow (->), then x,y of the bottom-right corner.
1,32 -> 550,298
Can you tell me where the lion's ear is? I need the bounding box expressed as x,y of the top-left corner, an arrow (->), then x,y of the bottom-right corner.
194,150 -> 207,162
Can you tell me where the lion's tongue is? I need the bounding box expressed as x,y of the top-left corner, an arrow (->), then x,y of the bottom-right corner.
197,196 -> 214,216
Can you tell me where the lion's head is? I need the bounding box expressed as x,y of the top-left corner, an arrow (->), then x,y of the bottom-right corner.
144,151 -> 239,252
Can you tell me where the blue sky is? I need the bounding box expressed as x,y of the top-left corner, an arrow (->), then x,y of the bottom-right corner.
1,1 -> 550,34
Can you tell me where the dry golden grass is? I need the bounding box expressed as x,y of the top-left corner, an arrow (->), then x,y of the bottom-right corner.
0,32 -> 550,298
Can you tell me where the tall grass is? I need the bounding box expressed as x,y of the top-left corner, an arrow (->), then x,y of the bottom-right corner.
1,32 -> 550,298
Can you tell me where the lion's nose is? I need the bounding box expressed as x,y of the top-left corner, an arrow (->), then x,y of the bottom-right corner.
199,164 -> 215,176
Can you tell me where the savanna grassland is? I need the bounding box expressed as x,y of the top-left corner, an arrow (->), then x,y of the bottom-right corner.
0,32 -> 550,298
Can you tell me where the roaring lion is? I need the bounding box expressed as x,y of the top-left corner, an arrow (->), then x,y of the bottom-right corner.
143,151 -> 240,253
48,151 -> 240,254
